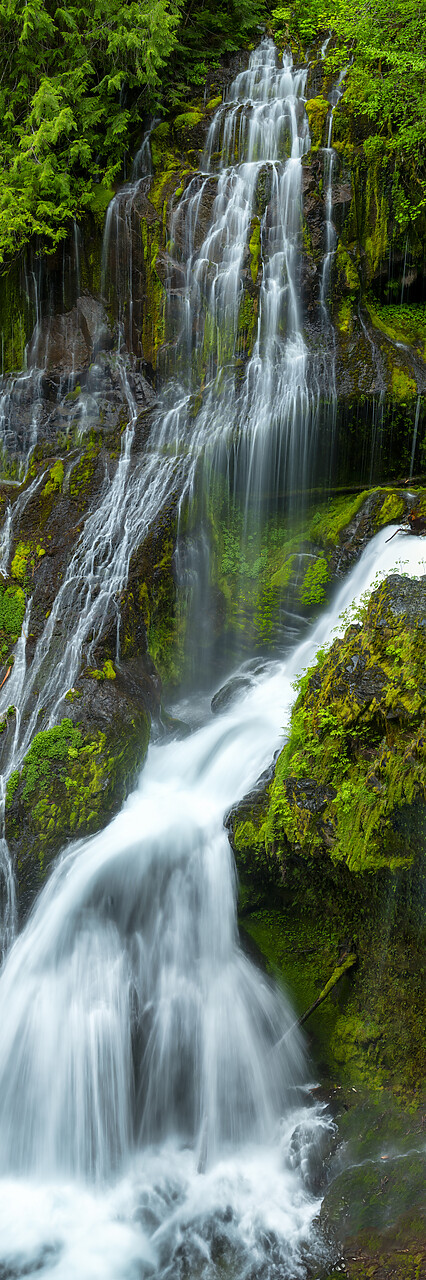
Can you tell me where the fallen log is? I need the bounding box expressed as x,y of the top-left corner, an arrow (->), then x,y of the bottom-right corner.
272,950 -> 357,1052
296,950 -> 357,1029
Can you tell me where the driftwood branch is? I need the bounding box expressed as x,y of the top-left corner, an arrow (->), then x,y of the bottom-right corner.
385,527 -> 406,543
386,514 -> 426,543
272,950 -> 357,1053
296,950 -> 357,1028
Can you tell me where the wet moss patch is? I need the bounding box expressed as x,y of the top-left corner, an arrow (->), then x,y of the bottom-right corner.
5,695 -> 151,916
0,581 -> 25,657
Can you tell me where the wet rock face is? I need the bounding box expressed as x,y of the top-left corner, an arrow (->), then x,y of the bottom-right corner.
27,297 -> 112,378
319,1097 -> 426,1280
0,359 -> 166,916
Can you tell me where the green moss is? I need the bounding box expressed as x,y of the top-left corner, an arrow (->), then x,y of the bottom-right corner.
173,109 -> 204,132
368,301 -> 426,357
265,576 -> 426,875
10,540 -> 31,582
300,555 -> 330,606
338,297 -> 353,333
364,163 -> 389,277
206,95 -> 222,111
86,660 -> 116,681
248,216 -> 261,284
237,290 -> 259,355
42,460 -> 64,497
308,488 -> 410,547
0,583 -> 25,640
140,217 -> 166,366
335,242 -> 360,294
6,706 -> 151,886
150,121 -> 170,151
391,366 -> 417,401
5,769 -> 19,807
18,718 -> 83,803
69,440 -> 100,498
378,491 -> 405,523
242,909 -> 352,1074
305,96 -> 329,147
270,554 -> 296,589
86,183 -> 115,225
0,263 -> 34,377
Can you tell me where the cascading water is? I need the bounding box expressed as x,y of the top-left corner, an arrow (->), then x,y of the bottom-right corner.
162,41 -> 317,514
0,38 -> 318,929
0,526 -> 424,1279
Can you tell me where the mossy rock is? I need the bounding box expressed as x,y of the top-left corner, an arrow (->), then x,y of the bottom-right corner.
173,109 -> 206,152
0,580 -> 26,660
230,574 -> 426,1093
6,676 -> 151,916
263,574 -> 426,874
305,95 -> 329,147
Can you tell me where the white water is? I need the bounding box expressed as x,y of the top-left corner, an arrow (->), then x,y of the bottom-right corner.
0,39 -> 320,934
163,41 -> 318,513
0,526 -> 424,1278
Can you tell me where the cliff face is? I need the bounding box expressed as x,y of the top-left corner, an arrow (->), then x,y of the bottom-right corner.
227,574 -> 426,1095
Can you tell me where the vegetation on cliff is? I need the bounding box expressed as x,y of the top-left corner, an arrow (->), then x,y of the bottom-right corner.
234,574 -> 426,875
0,0 -> 265,263
2,0 -> 425,264
229,572 -> 426,1094
285,0 -> 426,234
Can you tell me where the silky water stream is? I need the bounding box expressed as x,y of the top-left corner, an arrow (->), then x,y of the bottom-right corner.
0,37 -> 424,1280
0,529 -> 424,1280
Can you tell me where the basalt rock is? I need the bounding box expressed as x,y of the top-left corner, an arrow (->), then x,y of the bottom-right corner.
26,297 -> 112,380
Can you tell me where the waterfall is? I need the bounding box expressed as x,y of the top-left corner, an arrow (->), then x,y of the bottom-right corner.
0,38 -> 318,931
161,42 -> 317,514
0,527 -> 424,1277
0,34 -> 422,1278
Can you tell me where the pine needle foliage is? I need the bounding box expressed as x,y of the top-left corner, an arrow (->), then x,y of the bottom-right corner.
0,0 -> 183,263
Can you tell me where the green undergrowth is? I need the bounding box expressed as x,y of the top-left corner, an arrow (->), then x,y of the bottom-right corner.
286,0 -> 426,237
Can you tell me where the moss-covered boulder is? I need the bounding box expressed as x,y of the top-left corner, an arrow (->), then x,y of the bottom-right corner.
260,574 -> 426,874
230,574 -> 426,1094
305,95 -> 329,147
5,671 -> 151,916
